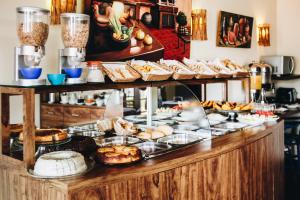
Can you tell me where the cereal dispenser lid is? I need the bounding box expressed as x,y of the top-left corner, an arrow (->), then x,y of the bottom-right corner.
17,6 -> 49,14
60,13 -> 89,20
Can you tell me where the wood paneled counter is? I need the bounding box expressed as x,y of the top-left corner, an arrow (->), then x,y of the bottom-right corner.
0,120 -> 284,200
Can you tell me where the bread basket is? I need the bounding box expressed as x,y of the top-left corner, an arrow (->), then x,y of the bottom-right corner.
128,60 -> 172,81
101,62 -> 141,82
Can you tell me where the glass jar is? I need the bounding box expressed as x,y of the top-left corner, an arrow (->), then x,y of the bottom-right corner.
87,61 -> 105,83
261,64 -> 272,90
60,13 -> 90,48
250,64 -> 262,90
16,6 -> 50,46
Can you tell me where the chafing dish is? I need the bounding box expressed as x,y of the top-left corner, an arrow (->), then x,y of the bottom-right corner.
134,141 -> 172,157
213,122 -> 248,131
95,136 -> 142,147
157,134 -> 202,145
173,124 -> 199,131
74,130 -> 104,138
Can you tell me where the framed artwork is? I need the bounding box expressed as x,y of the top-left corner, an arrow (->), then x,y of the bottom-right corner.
216,11 -> 254,48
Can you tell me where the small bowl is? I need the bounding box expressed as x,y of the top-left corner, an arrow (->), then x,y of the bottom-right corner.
19,68 -> 42,79
63,68 -> 82,78
47,74 -> 66,85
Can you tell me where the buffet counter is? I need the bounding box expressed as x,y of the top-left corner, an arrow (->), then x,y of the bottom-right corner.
0,120 -> 284,200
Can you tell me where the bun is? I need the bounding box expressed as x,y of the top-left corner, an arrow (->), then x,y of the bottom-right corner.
97,145 -> 142,164
156,125 -> 173,136
151,131 -> 165,139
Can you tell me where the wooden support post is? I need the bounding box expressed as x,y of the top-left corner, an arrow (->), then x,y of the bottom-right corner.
224,80 -> 228,101
244,77 -> 251,103
23,89 -> 35,169
203,83 -> 207,101
0,92 -> 10,155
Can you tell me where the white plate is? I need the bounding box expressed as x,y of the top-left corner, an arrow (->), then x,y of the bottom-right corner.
60,101 -> 68,104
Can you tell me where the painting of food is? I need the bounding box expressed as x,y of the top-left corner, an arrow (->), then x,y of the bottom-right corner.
217,11 -> 254,48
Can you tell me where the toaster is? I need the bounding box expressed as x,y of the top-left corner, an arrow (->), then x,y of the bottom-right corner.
276,87 -> 298,104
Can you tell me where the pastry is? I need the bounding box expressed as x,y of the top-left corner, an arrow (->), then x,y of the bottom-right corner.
97,145 -> 142,164
19,129 -> 68,143
114,118 -> 138,135
136,132 -> 152,140
136,125 -> 173,140
33,151 -> 87,177
156,125 -> 173,136
151,131 -> 165,139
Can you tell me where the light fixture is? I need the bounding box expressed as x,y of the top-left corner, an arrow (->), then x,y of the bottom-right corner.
258,24 -> 270,46
191,9 -> 207,40
112,1 -> 125,18
49,0 -> 77,24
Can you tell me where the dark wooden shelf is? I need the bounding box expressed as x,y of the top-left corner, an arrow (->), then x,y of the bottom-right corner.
272,74 -> 300,80
0,76 -> 249,95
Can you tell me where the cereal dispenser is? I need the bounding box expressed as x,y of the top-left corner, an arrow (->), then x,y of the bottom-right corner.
59,13 -> 90,84
14,6 -> 50,86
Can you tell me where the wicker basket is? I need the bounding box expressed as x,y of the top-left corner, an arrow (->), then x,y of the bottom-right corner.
97,119 -> 113,132
113,118 -> 137,136
233,72 -> 250,77
194,74 -> 216,79
101,62 -> 141,82
129,61 -> 172,81
215,73 -> 233,78
159,60 -> 195,80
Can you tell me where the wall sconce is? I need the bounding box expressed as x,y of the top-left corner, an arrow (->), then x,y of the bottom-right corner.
258,24 -> 270,46
191,9 -> 207,40
50,0 -> 77,24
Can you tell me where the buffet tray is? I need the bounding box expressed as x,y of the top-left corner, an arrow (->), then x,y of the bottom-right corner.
134,141 -> 172,157
101,62 -> 141,83
27,157 -> 95,180
94,136 -> 142,147
213,122 -> 248,131
157,134 -> 202,146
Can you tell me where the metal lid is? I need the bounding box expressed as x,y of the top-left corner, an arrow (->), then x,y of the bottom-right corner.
250,63 -> 262,73
261,65 -> 272,73
16,6 -> 49,14
60,13 -> 90,20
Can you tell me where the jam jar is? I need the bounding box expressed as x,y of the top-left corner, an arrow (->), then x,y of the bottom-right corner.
86,61 -> 105,83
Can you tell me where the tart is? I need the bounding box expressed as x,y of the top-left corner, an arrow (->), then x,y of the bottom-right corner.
97,145 -> 142,165
19,128 -> 68,143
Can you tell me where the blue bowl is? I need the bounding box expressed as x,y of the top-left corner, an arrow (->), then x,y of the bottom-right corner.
63,68 -> 82,78
47,74 -> 66,85
19,68 -> 42,79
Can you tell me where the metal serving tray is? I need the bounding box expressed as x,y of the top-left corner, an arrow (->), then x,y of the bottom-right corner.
74,130 -> 104,138
95,136 -> 142,147
213,122 -> 248,131
134,141 -> 172,157
157,134 -> 202,146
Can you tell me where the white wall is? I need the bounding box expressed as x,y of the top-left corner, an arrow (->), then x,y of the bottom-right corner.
191,0 -> 278,102
275,0 -> 300,96
0,0 -> 63,125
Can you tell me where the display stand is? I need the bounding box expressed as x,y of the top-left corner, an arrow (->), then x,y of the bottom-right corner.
0,77 -> 287,200
0,77 -> 250,168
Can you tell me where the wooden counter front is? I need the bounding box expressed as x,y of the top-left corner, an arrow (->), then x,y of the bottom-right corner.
0,121 -> 284,200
